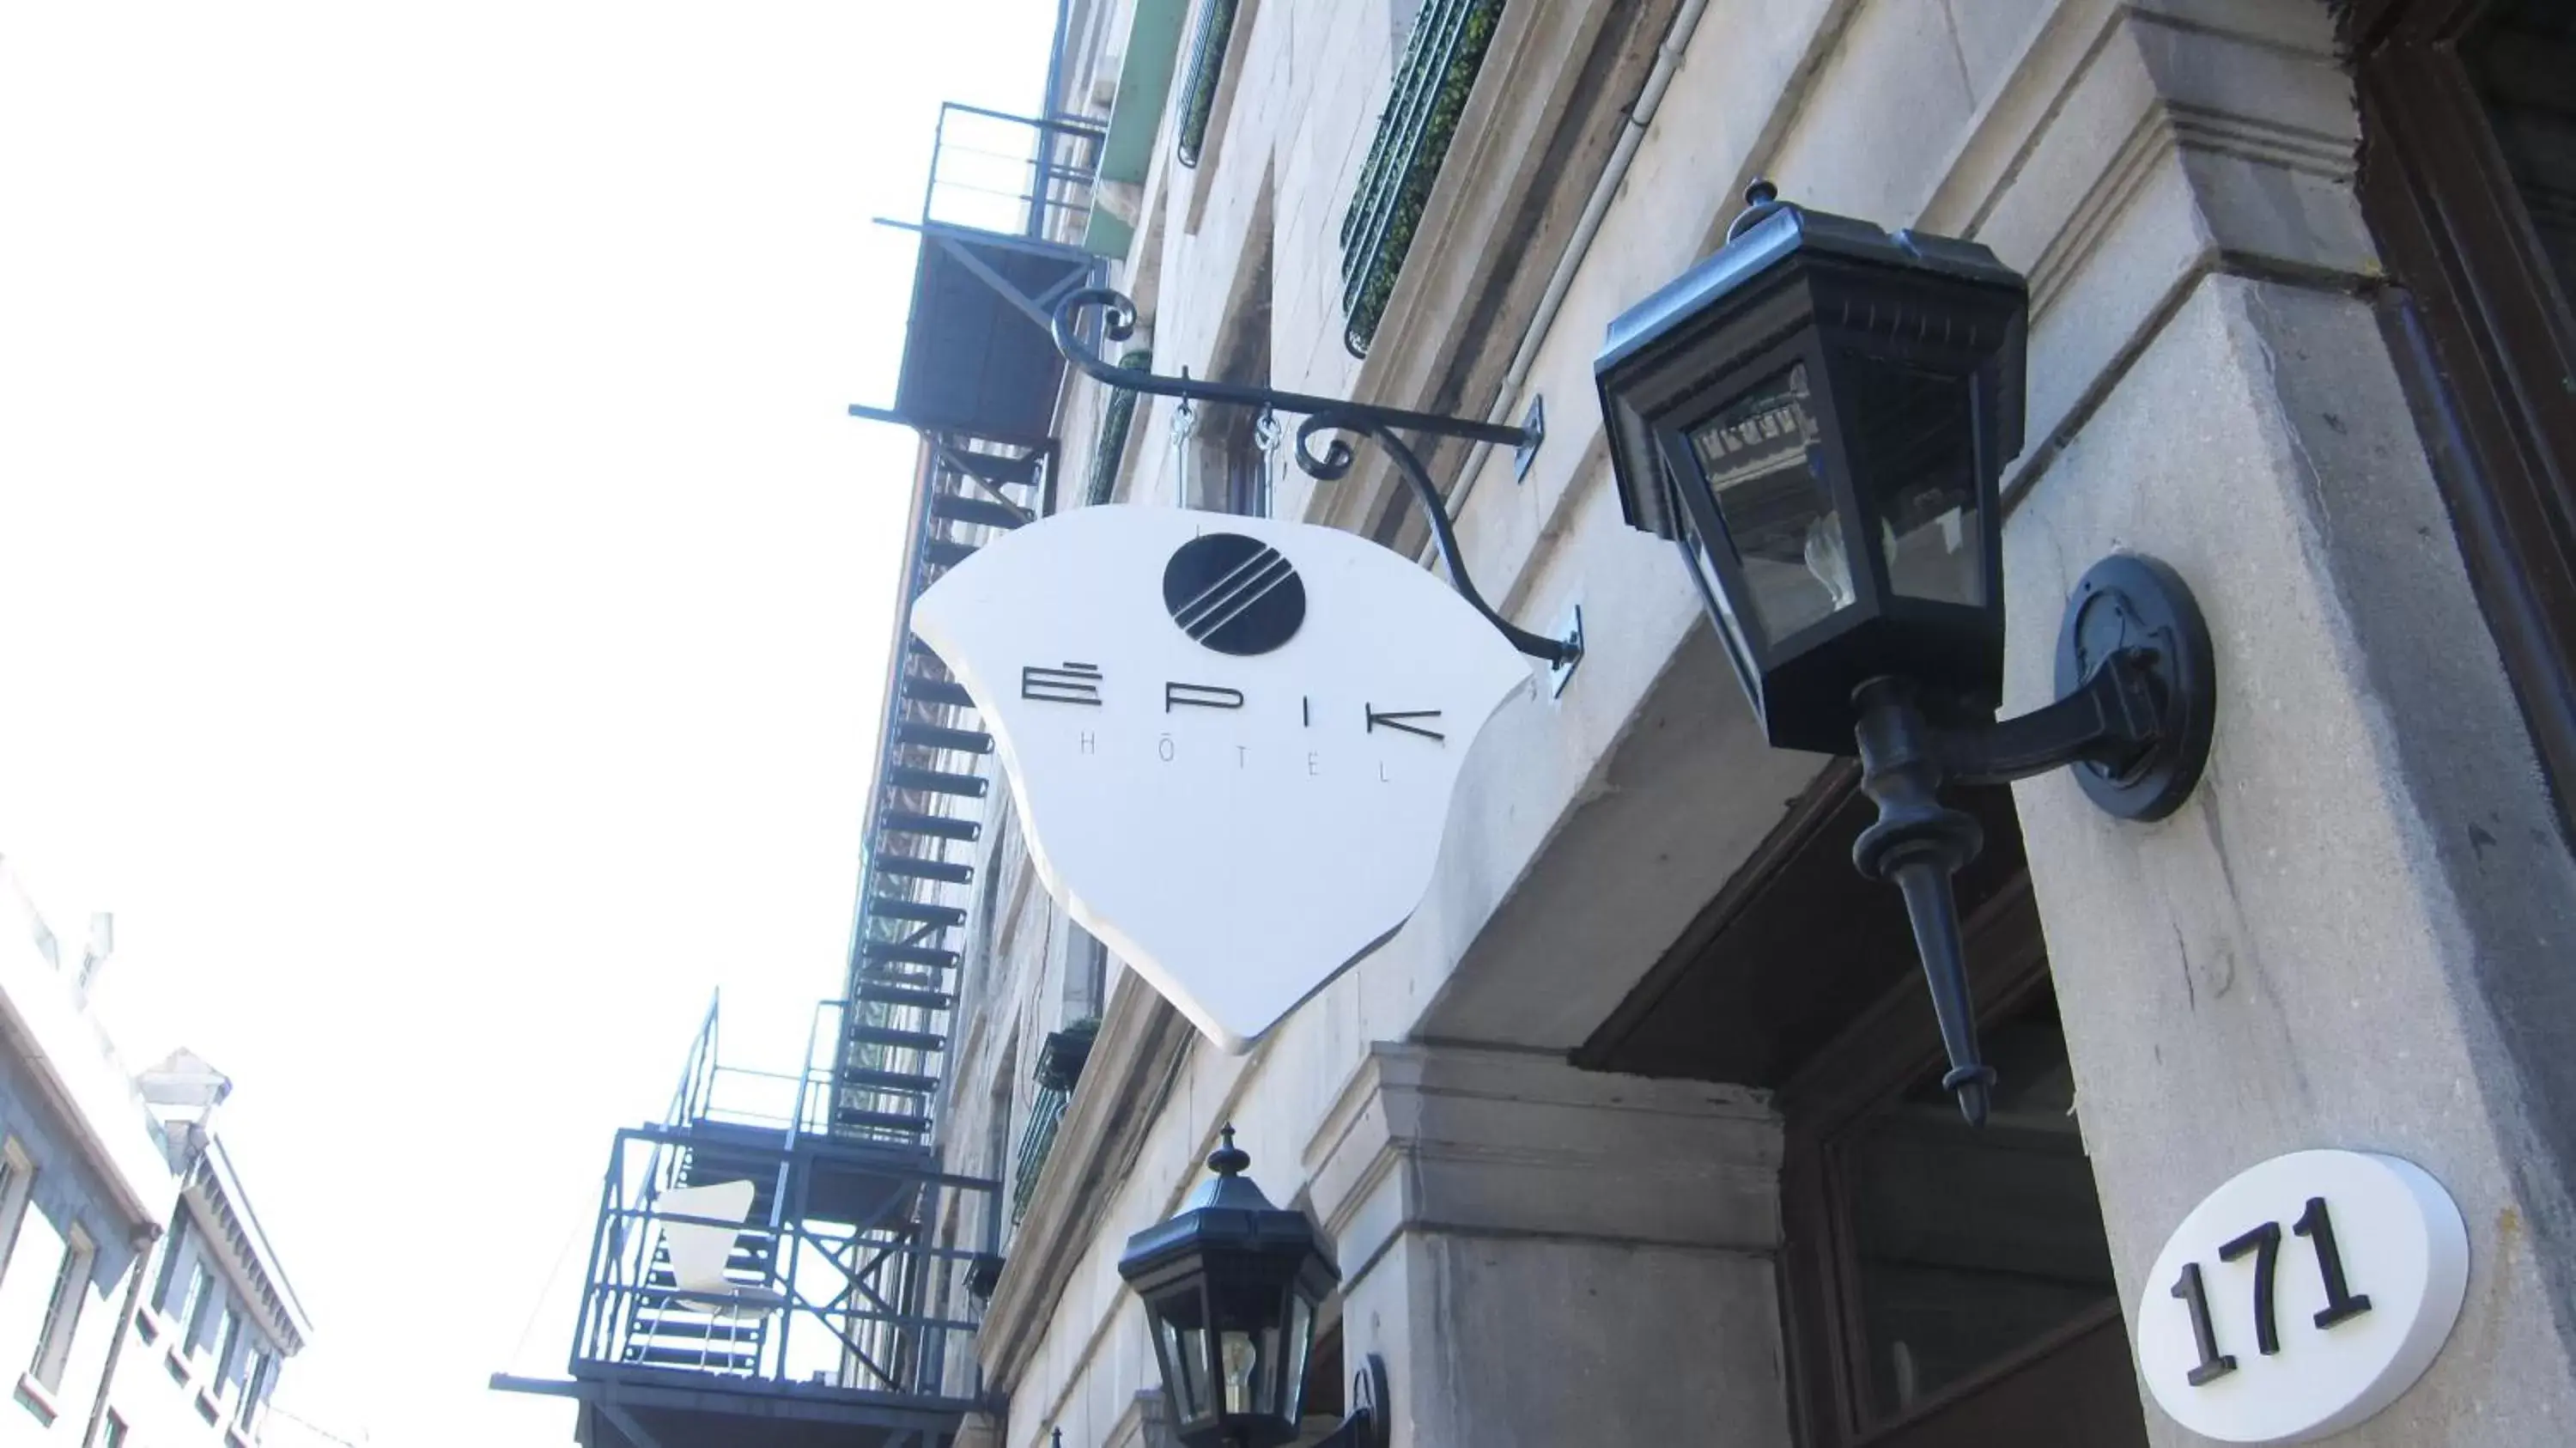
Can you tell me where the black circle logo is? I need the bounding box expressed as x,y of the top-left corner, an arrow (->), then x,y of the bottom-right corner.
1162,533 -> 1306,655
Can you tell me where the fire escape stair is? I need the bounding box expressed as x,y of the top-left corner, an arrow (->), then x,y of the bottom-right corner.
848,1025 -> 947,1054
853,983 -> 954,1012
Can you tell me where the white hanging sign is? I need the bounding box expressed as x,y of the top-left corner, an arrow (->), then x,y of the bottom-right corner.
2135,1149 -> 2468,1445
908,505 -> 1531,1051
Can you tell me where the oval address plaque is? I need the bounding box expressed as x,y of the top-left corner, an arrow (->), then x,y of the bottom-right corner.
2136,1150 -> 2468,1445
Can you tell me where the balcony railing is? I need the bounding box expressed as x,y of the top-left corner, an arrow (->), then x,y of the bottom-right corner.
1008,1019 -> 1100,1221
1009,1086 -> 1069,1224
1175,0 -> 1241,168
1337,0 -> 1508,356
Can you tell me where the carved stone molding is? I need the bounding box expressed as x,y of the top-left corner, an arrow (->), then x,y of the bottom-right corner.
1300,1041 -> 1780,1287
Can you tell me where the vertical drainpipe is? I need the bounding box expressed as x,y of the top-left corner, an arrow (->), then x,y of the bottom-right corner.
81,1220 -> 166,1448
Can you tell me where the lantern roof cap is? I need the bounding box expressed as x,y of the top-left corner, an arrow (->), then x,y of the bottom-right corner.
1117,1127 -> 1340,1285
1596,180 -> 2024,377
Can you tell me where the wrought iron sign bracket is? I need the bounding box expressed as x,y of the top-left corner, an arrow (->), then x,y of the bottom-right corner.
1850,555 -> 2216,1127
1054,287 -> 1582,672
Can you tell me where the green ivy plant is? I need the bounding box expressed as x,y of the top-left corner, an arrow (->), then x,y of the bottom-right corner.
1176,0 -> 1240,168
1085,347 -> 1153,506
1340,0 -> 1506,356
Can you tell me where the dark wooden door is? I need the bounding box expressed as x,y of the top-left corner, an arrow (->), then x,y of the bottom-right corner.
2351,0 -> 2576,839
1862,1309 -> 2144,1448
1775,884 -> 2149,1448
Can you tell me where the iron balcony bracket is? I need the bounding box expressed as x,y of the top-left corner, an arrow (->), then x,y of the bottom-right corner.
1053,287 -> 1582,670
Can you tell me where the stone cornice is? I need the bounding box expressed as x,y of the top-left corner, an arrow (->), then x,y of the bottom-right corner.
975,968 -> 1196,1390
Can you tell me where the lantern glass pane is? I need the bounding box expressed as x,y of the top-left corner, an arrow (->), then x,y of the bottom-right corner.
1685,362 -> 1847,646
1155,1295 -> 1214,1422
1279,1289 -> 1315,1421
1668,459 -> 1757,682
1840,355 -> 1982,609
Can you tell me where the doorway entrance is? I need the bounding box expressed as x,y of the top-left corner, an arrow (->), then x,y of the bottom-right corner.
1774,887 -> 2142,1448
1577,764 -> 2148,1447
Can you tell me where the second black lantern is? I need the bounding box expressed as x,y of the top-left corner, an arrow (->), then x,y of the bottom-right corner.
1119,1129 -> 1351,1448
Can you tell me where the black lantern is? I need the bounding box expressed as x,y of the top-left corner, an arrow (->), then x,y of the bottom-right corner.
1119,1129 -> 1387,1448
1596,184 -> 2215,1125
1596,181 -> 2029,756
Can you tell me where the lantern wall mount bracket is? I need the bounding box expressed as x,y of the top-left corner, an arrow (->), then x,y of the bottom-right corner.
1053,287 -> 1582,674
1311,1354 -> 1392,1448
1050,1358 -> 1386,1448
1851,553 -> 2216,1126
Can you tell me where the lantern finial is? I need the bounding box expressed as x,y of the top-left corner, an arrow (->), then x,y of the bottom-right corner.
1728,178 -> 1790,241
1207,1125 -> 1250,1177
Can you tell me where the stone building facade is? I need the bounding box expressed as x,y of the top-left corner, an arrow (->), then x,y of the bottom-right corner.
909,2 -> 2576,1445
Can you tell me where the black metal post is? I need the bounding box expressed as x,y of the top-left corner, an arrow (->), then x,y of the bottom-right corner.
1850,677 -> 1996,1127
1051,288 -> 1580,669
1844,554 -> 2215,1125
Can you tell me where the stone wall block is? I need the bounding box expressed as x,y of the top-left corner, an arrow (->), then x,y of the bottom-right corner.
2003,274 -> 2576,1445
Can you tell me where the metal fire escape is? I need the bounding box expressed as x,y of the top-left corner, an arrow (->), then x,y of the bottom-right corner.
491,102 -> 1105,1448
837,100 -> 1105,1153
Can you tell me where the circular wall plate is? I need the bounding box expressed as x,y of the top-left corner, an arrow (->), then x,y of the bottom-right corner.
2136,1151 -> 2468,1444
2055,553 -> 2216,821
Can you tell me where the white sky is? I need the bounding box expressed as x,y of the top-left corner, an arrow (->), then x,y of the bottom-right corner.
0,3 -> 1057,1442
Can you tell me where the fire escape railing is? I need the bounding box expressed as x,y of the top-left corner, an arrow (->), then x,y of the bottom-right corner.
571,1123 -> 1000,1399
920,101 -> 1105,244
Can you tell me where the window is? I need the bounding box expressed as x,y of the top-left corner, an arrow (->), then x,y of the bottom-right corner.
1065,923 -> 1110,1019
28,1223 -> 95,1390
215,1306 -> 244,1394
101,1409 -> 128,1448
241,1348 -> 273,1425
0,1140 -> 33,1287
180,1263 -> 217,1357
152,1212 -> 189,1313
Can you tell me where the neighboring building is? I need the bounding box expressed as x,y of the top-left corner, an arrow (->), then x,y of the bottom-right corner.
112,1050 -> 312,1448
0,861 -> 311,1446
525,1 -> 2576,1445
